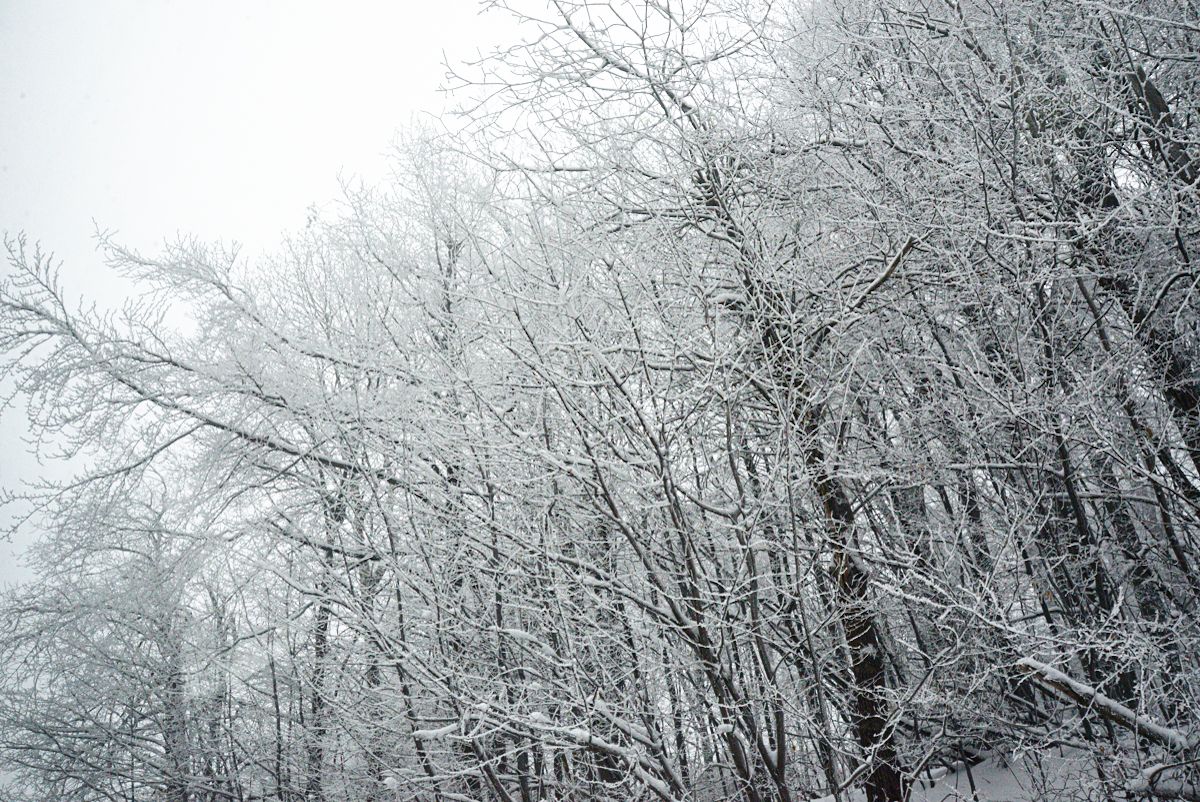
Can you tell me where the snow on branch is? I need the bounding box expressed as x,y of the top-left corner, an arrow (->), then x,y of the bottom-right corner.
411,723 -> 458,741
1128,773 -> 1200,802
1016,659 -> 1191,752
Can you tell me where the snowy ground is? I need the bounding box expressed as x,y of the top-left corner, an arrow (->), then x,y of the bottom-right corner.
908,755 -> 1081,802
821,748 -> 1113,802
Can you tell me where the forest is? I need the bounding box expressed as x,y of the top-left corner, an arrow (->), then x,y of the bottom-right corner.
2,0 -> 1199,800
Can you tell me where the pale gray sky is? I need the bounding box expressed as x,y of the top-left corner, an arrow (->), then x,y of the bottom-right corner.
0,0 -> 509,580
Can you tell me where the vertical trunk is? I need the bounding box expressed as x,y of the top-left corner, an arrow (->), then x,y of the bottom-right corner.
269,653 -> 289,802
709,163 -> 908,800
809,442 -> 908,802
1074,66 -> 1200,479
162,659 -> 191,802
159,614 -> 191,802
306,578 -> 331,802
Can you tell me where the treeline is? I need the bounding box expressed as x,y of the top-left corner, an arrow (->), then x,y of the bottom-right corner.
2,0 -> 1199,800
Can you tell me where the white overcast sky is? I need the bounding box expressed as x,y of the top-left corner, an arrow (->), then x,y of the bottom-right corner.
0,0 -> 512,579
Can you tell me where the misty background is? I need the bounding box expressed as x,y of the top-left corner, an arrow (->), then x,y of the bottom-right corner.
1,0 -> 505,582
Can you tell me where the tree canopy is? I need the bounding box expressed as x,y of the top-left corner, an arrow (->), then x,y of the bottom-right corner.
2,0 -> 1199,800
